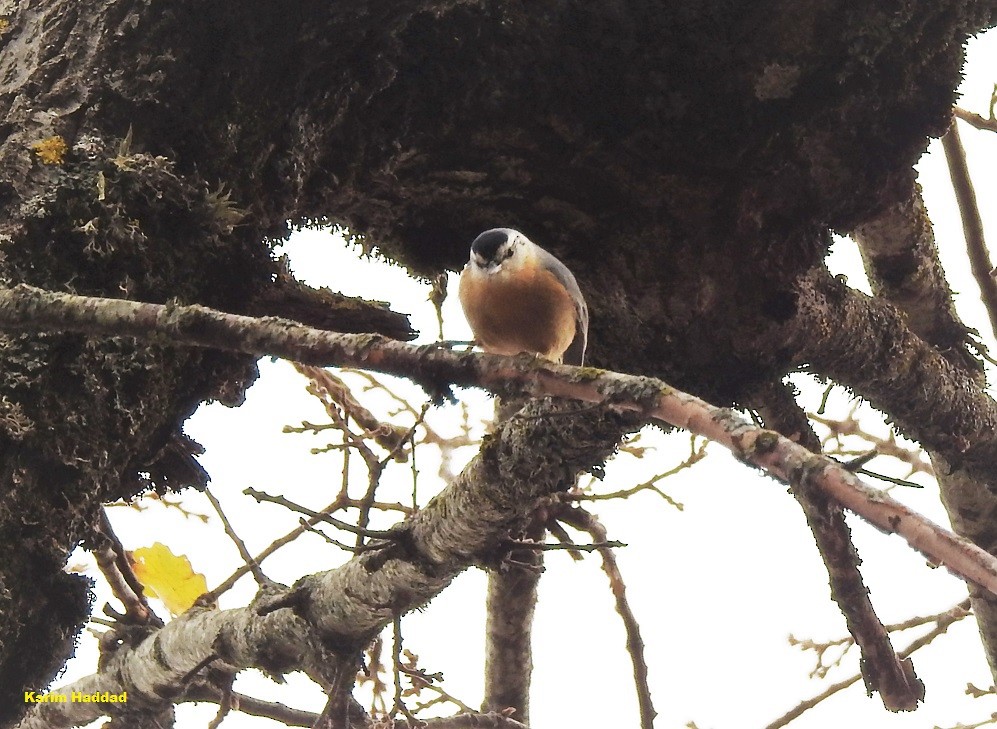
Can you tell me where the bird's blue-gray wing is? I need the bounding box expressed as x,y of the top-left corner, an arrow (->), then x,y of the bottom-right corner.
536,247 -> 588,365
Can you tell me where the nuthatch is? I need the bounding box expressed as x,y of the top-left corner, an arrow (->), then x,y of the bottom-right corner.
459,228 -> 588,365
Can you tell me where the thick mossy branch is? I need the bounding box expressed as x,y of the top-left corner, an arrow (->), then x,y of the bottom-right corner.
252,270 -> 416,341
849,165 -> 997,683
788,269 -> 997,485
851,175 -> 979,372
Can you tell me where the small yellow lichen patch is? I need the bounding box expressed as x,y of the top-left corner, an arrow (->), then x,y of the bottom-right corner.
32,136 -> 68,165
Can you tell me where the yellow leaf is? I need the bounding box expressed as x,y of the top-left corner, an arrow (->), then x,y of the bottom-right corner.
130,543 -> 208,616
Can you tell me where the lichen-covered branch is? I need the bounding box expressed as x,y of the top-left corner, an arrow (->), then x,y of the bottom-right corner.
789,270 -> 997,491
20,391 -> 633,728
0,285 -> 994,599
789,267 -> 997,679
848,166 -> 997,682
850,176 -> 977,371
482,534 -> 542,723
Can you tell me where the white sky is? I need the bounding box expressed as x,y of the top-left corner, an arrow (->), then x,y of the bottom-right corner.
57,26 -> 997,729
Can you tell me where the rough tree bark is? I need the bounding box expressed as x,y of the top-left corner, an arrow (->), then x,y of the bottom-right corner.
1,0 -> 996,726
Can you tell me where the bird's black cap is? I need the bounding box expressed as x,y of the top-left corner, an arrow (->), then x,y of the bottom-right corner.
470,229 -> 510,261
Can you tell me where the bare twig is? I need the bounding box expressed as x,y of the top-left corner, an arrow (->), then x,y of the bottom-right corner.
429,273 -> 448,342
356,636 -> 391,717
312,395 -> 387,549
343,369 -> 424,419
854,468 -> 924,490
504,538 -> 625,552
391,618 -> 421,726
206,684 -> 233,729
204,486 -> 273,588
765,600 -> 971,729
209,495 -> 355,597
554,503 -> 656,729
410,713 -> 528,729
398,649 -> 475,715
572,433 -> 704,506
295,364 -> 412,461
792,600 -> 974,680
244,487 -> 398,540
299,518 -> 367,553
943,118 -> 997,341
954,106 -> 997,133
788,633 -> 854,679
809,411 -> 932,477
546,519 -> 585,561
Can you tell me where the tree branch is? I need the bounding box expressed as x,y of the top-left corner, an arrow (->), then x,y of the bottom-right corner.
482,518 -> 543,724
789,269 -> 997,490
850,175 -> 977,370
13,288 -> 635,727
848,164 -> 997,681
751,381 -> 921,711
183,684 -> 320,727
1,285 -> 995,596
954,106 -> 997,134
942,118 -> 997,342
790,267 -> 997,679
553,504 -> 656,728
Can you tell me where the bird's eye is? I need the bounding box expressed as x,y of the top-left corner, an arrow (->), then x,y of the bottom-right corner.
504,246 -> 515,260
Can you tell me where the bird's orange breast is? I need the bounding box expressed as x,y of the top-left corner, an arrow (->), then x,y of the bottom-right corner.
459,263 -> 577,362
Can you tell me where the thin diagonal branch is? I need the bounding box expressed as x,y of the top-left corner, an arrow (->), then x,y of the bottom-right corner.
553,503 -> 656,729
942,118 -> 997,341
204,486 -> 274,589
93,508 -> 159,626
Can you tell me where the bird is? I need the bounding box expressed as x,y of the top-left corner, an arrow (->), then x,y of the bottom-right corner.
458,228 -> 588,365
